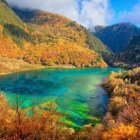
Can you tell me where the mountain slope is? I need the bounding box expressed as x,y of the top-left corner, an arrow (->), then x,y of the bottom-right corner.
94,23 -> 140,53
0,0 -> 108,68
118,35 -> 140,68
0,0 -> 24,27
12,7 -> 110,55
0,0 -> 34,46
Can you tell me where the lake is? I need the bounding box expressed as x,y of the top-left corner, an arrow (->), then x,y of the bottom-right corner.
0,67 -> 122,128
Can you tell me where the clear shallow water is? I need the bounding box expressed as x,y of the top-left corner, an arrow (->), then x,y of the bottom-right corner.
0,67 -> 122,128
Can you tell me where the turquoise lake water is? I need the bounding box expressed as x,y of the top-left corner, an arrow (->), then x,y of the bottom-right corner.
0,67 -> 122,128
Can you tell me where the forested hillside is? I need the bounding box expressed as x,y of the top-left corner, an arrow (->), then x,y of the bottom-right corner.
0,0 -> 109,68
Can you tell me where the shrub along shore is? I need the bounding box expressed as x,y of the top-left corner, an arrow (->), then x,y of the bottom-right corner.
102,67 -> 140,139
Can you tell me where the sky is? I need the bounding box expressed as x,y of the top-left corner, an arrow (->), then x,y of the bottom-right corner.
6,0 -> 140,28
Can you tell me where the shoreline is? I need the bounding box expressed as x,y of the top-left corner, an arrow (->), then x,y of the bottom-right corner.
0,56 -> 77,77
0,64 -> 110,77
0,57 -> 109,77
0,64 -> 77,77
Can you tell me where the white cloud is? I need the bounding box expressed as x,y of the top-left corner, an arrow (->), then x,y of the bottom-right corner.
6,0 -> 113,28
119,0 -> 140,24
78,0 -> 113,27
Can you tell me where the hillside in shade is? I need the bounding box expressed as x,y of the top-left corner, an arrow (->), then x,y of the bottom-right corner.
117,35 -> 140,68
0,0 -> 110,68
94,23 -> 140,53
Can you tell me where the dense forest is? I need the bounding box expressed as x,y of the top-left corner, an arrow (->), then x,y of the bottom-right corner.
0,0 -> 109,69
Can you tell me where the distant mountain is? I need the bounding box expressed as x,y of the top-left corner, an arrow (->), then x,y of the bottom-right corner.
0,0 -> 109,68
117,35 -> 140,68
94,23 -> 140,53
